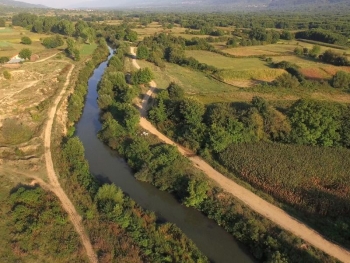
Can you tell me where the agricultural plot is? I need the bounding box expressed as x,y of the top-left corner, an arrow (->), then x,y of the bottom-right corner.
221,40 -> 350,57
185,50 -> 285,86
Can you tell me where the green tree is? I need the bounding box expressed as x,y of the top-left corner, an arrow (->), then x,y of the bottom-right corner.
309,45 -> 321,58
21,36 -> 32,45
19,48 -> 32,60
180,98 -> 205,127
184,179 -> 209,207
136,45 -> 149,60
0,18 -> 5,27
132,67 -> 154,84
331,71 -> 350,89
289,99 -> 342,146
149,98 -> 167,123
167,82 -> 184,100
274,73 -> 299,89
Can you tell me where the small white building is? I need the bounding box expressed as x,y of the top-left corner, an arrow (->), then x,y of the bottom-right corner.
7,54 -> 25,64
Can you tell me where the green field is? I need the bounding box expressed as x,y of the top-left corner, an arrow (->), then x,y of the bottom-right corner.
135,56 -> 350,105
0,26 -> 58,58
79,43 -> 98,56
220,40 -> 350,57
0,28 -> 14,34
185,50 -> 285,83
137,59 -> 239,93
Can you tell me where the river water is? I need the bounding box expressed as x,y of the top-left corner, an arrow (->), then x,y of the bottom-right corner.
75,48 -> 254,263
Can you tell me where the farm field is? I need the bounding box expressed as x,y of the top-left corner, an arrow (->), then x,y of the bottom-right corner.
219,40 -> 350,57
135,49 -> 350,105
185,50 -> 285,85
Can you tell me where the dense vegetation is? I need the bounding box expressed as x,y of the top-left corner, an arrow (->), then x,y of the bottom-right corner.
1,186 -> 87,262
61,33 -> 208,262
148,80 -> 350,248
295,29 -> 349,46
94,45 -> 338,262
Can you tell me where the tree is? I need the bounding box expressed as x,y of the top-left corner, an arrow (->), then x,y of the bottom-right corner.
132,68 -> 154,85
0,18 -> 5,27
330,71 -> 350,89
273,73 -> 300,89
184,179 -> 209,207
136,45 -> 149,60
167,82 -> 184,100
309,45 -> 321,58
280,30 -> 293,40
289,99 -> 342,146
42,35 -> 64,49
21,36 -> 32,45
19,48 -> 32,60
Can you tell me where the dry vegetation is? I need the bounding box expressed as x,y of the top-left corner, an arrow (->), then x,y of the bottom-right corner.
0,54 -> 72,180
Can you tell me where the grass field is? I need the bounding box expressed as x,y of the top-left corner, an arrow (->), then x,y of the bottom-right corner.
185,50 -> 285,84
0,26 -> 59,58
134,55 -> 350,105
220,40 -> 350,57
79,43 -> 97,56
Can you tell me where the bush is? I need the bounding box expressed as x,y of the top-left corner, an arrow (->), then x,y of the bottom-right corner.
42,35 -> 64,49
21,36 -> 32,45
0,56 -> 9,64
330,71 -> 350,89
3,70 -> 11,79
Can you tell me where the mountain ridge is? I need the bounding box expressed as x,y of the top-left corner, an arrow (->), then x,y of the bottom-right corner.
69,0 -> 350,10
0,0 -> 46,8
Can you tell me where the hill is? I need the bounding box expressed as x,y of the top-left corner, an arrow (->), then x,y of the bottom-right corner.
71,0 -> 350,11
0,0 -> 46,8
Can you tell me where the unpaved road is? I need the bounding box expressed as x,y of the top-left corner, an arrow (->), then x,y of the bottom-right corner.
44,63 -> 98,263
130,47 -> 350,263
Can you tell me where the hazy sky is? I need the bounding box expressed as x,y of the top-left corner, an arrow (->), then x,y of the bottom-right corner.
21,0 -> 84,8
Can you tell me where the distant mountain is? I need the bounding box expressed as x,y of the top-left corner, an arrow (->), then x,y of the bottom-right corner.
0,0 -> 46,8
70,0 -> 350,11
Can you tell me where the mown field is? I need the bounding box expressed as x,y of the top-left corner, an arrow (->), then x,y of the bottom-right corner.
0,26 -> 58,58
218,40 -> 350,57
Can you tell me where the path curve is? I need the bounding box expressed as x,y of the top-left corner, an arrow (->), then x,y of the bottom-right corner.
130,47 -> 350,263
44,63 -> 98,263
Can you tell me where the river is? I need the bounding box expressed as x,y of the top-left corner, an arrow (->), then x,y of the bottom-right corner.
75,48 -> 254,263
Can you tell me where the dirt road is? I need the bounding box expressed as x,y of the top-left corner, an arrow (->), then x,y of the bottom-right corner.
130,47 -> 350,263
44,64 -> 98,263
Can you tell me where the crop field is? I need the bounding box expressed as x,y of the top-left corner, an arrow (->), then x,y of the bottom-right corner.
133,23 -> 191,40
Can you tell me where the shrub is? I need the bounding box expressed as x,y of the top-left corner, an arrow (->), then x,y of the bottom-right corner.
3,70 -> 11,79
21,36 -> 32,45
